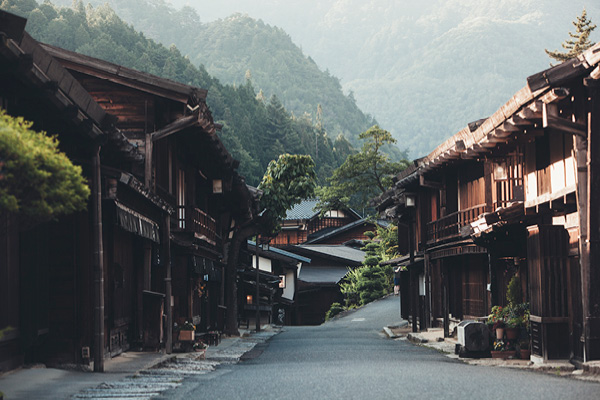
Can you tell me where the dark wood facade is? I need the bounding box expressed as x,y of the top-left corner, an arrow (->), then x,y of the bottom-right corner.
0,11 -> 257,372
377,42 -> 600,363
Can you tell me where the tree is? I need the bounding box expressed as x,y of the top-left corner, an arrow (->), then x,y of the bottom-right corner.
338,222 -> 399,308
546,9 -> 596,64
317,125 -> 408,214
257,153 -> 317,234
224,153 -> 316,335
0,110 -> 90,222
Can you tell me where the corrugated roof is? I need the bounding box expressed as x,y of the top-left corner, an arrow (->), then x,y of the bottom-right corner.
247,241 -> 311,263
284,199 -> 319,220
296,245 -> 365,264
298,266 -> 350,283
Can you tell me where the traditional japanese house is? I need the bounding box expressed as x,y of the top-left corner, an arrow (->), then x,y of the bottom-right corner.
43,42 -> 257,339
271,199 -> 363,247
0,11 -> 257,372
377,42 -> 600,364
0,12 -> 160,371
241,241 -> 310,327
285,245 -> 365,325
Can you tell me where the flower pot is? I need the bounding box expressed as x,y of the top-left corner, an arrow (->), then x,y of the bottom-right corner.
505,327 -> 519,340
520,349 -> 531,360
495,328 -> 505,340
503,350 -> 516,359
179,330 -> 194,341
491,351 -> 508,359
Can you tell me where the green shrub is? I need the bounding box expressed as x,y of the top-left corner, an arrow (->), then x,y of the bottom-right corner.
325,302 -> 345,320
507,275 -> 522,306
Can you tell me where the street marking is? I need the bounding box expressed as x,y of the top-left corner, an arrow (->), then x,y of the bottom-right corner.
351,318 -> 366,322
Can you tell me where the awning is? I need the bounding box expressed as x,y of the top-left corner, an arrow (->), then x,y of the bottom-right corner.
298,266 -> 350,284
116,201 -> 160,243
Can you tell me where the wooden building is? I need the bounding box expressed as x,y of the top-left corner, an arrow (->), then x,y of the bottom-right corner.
0,11 -> 257,372
240,241 -> 310,327
271,199 -> 364,247
286,245 -> 365,325
377,42 -> 600,364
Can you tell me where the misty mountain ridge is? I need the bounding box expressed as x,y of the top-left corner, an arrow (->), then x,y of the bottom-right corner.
50,0 -> 600,157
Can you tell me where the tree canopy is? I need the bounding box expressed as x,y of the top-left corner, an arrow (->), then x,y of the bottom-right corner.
317,125 -> 409,214
0,109 -> 90,221
257,153 -> 317,235
546,8 -> 596,64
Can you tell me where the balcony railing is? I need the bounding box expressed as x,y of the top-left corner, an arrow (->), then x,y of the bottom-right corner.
175,205 -> 218,245
426,204 -> 486,244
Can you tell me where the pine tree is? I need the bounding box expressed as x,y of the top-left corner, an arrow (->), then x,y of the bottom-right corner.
545,9 -> 596,64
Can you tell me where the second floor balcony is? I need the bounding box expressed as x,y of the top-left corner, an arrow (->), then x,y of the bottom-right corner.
175,205 -> 218,246
426,204 -> 486,245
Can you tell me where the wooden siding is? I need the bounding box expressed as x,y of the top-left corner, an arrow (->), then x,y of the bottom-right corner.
524,132 -> 576,206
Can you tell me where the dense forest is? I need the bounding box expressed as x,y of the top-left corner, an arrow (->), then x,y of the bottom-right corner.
0,0 -> 369,185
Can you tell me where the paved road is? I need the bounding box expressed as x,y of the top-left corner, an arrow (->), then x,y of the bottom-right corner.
161,295 -> 600,400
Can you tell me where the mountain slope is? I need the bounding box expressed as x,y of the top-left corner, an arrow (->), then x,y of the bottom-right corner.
1,0 -> 357,185
50,0 -> 391,157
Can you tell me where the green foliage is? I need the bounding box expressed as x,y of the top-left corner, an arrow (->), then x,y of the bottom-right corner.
506,274 -> 522,306
325,302 -> 344,321
0,109 -> 89,221
257,154 -> 316,234
546,8 -> 596,64
1,0 -> 357,186
317,125 -> 409,213
339,222 -> 399,308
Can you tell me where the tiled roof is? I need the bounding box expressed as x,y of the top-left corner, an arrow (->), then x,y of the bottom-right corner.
284,199 -> 320,220
296,245 -> 365,264
298,266 -> 350,284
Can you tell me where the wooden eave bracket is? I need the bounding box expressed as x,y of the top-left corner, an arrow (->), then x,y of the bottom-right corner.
543,101 -> 586,139
151,113 -> 198,142
540,87 -> 569,104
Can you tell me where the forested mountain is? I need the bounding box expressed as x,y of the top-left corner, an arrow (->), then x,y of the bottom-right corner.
0,0 -> 362,185
163,0 -> 599,157
48,0 -> 393,158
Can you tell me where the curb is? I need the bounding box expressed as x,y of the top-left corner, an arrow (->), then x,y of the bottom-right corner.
407,333 -> 428,344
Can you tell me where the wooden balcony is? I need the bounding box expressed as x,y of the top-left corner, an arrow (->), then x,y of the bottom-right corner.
175,205 -> 218,246
426,204 -> 486,244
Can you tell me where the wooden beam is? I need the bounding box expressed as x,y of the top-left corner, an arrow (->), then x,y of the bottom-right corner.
151,114 -> 197,142
507,114 -> 533,127
487,132 -> 506,143
419,175 -> 443,189
540,87 -> 569,104
543,102 -> 586,138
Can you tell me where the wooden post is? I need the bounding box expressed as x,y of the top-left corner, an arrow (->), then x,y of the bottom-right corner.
164,214 -> 172,354
255,237 -> 261,332
424,253 -> 431,330
583,77 -> 600,361
92,145 -> 105,372
408,209 -> 417,332
484,162 -> 493,213
488,251 -> 498,307
443,262 -> 450,338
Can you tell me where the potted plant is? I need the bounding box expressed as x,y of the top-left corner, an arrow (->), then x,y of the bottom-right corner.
491,340 -> 506,359
488,306 -> 506,339
518,338 -> 531,360
193,340 -> 208,359
178,321 -> 196,341
505,314 -> 521,340
491,339 -> 516,359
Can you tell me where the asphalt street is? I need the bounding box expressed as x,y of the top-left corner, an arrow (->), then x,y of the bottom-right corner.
160,295 -> 600,400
